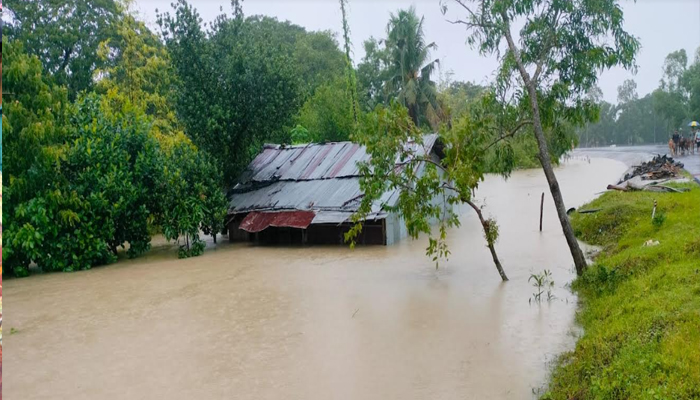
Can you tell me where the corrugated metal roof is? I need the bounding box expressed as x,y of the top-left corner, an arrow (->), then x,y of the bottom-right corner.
237,142 -> 367,182
229,135 -> 439,219
310,211 -> 354,224
310,210 -> 386,224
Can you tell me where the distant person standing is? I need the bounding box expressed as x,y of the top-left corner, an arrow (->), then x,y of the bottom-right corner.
672,130 -> 680,151
669,130 -> 679,156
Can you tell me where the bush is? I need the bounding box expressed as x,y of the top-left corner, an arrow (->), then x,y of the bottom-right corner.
4,95 -> 162,273
5,190 -> 116,273
160,140 -> 227,258
66,95 -> 164,258
651,209 -> 666,228
2,42 -> 230,275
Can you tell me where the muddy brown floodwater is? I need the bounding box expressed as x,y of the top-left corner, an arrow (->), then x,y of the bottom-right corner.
4,157 -> 627,400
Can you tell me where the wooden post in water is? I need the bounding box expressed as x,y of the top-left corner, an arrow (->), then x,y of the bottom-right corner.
539,192 -> 545,232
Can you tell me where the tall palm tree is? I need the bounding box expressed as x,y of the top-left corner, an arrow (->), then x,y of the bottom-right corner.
385,7 -> 442,129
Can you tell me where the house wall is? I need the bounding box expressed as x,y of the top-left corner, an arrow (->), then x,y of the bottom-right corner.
227,215 -> 251,242
385,152 -> 454,246
226,217 -> 386,245
307,221 -> 385,245
385,212 -> 406,246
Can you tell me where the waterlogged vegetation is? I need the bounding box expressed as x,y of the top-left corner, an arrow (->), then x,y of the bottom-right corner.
543,184 -> 700,399
529,269 -> 556,304
2,0 -> 601,277
2,38 -> 226,276
351,0 -> 643,279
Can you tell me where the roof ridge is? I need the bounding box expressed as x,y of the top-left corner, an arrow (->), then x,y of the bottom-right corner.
262,133 -> 438,150
263,141 -> 355,150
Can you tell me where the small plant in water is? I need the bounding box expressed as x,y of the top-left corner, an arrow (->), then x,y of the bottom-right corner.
529,269 -> 556,304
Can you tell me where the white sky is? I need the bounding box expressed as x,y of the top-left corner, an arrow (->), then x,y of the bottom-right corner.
136,0 -> 700,104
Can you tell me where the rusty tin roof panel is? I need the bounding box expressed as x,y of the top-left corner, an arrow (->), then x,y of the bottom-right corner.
239,211 -> 316,233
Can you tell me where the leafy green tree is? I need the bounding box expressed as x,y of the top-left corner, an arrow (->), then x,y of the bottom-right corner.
654,49 -> 692,130
4,93 -> 164,275
290,125 -> 313,144
356,37 -> 391,111
4,0 -> 120,98
3,13 -> 229,275
614,80 -> 645,144
2,39 -> 70,205
95,8 -> 179,138
582,81 -> 669,146
661,49 -> 688,93
385,7 -> 442,129
616,94 -> 660,144
617,79 -> 638,104
158,1 -> 302,185
347,100 -> 511,280
578,85 -> 607,147
339,0 -> 360,125
238,15 -> 346,99
579,101 -> 615,147
437,78 -> 552,170
297,77 -> 355,142
7,188 -> 115,276
160,141 -> 225,257
293,30 -> 347,100
442,0 -> 640,276
66,95 -> 164,258
685,49 -> 700,120
438,80 -> 485,122
200,175 -> 229,245
654,89 -> 687,132
355,8 -> 443,128
2,39 -> 72,274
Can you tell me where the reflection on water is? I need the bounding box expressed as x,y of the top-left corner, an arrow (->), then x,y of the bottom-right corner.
4,158 -> 627,400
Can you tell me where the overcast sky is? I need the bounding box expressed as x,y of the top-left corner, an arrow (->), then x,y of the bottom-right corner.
136,0 -> 700,104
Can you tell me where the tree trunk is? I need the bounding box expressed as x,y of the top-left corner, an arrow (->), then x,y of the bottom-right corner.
486,238 -> 508,281
524,83 -> 588,276
466,200 -> 508,281
500,17 -> 588,276
409,102 -> 420,127
59,46 -> 74,74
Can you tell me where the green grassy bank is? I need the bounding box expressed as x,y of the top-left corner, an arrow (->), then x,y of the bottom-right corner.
543,183 -> 700,400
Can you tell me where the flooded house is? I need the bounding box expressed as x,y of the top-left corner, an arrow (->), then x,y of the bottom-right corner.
226,134 -> 447,245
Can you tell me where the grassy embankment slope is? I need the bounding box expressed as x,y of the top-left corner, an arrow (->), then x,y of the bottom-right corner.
543,182 -> 700,399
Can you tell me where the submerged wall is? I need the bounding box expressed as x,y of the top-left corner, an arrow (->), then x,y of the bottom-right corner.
226,217 -> 387,245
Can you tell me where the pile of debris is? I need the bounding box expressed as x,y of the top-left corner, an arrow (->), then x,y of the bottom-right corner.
608,155 -> 689,193
618,155 -> 684,183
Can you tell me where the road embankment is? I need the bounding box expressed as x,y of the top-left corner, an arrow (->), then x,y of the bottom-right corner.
543,181 -> 700,399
